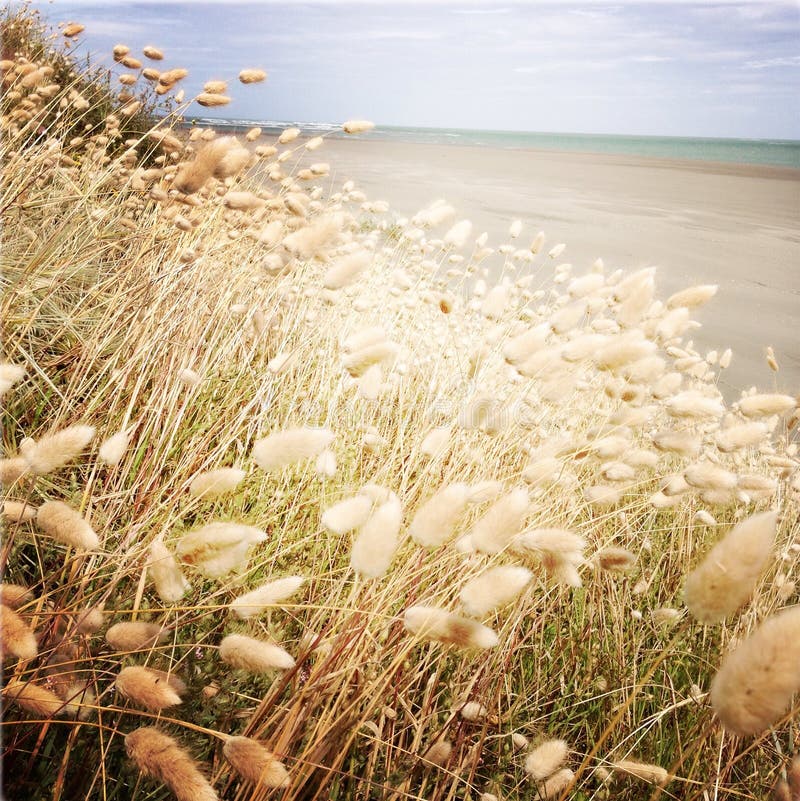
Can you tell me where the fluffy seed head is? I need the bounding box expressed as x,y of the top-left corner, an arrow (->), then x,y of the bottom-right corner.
176,522 -> 266,578
0,604 -> 38,660
404,605 -> 499,649
738,393 -> 797,418
421,740 -> 452,767
223,736 -> 289,787
710,606 -> 800,736
189,468 -> 246,499
342,341 -> 399,377
323,250 -> 372,289
0,584 -> 32,609
469,489 -> 530,554
0,457 -> 29,485
125,727 -> 218,801
22,424 -> 95,474
230,576 -> 305,619
252,427 -> 335,471
0,362 -> 26,396
611,759 -> 671,785
459,565 -> 531,617
105,621 -> 166,653
342,119 -> 375,134
409,483 -> 471,547
321,493 -> 373,534
684,510 -> 777,623
666,284 -> 717,309
351,496 -> 402,578
203,80 -> 227,94
594,547 -> 637,572
420,427 -> 451,457
514,529 -> 586,587
239,68 -> 267,84
142,45 -> 164,60
219,633 -> 295,672
524,739 -> 569,780
537,768 -> 575,798
2,499 -> 37,523
2,679 -> 65,717
148,539 -> 190,602
116,666 -> 183,710
63,22 -> 85,37
684,461 -> 737,491
36,501 -> 99,550
98,430 -> 129,466
196,93 -> 231,107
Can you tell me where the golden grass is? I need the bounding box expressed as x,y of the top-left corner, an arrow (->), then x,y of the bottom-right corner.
2,5 -> 799,801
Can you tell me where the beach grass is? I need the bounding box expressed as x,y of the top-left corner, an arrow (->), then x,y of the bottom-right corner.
2,6 -> 799,801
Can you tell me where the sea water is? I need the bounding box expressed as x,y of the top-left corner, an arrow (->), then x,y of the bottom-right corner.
190,117 -> 800,169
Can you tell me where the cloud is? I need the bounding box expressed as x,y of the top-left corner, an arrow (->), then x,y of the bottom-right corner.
745,55 -> 800,69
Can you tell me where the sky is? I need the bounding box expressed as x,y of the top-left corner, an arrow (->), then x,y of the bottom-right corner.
42,1 -> 800,139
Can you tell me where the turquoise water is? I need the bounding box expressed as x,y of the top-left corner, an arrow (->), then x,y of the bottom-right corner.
190,116 -> 800,169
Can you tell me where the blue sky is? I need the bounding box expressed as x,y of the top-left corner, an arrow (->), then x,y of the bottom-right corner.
45,1 -> 800,138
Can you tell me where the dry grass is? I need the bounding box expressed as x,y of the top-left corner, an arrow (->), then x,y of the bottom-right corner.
2,6 -> 799,801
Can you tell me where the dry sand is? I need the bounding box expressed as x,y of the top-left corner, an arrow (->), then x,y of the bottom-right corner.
302,137 -> 800,396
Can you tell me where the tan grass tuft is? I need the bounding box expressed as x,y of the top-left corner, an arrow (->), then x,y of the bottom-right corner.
105,621 -> 166,652
459,565 -> 531,617
469,488 -> 530,554
350,495 -> 402,578
142,45 -> 164,60
22,423 -> 95,474
196,93 -> 231,108
239,68 -> 267,84
0,457 -> 29,485
230,576 -> 306,619
0,362 -> 26,396
189,467 -> 246,499
148,539 -> 190,602
536,768 -> 575,797
2,679 -> 65,717
421,740 -> 452,768
524,738 -> 569,780
0,604 -> 38,660
219,633 -> 295,672
252,427 -> 335,472
36,501 -> 99,550
125,727 -> 217,801
409,483 -> 470,547
176,522 -> 266,578
684,510 -> 776,623
404,605 -> 499,649
116,666 -> 183,710
98,430 -> 130,466
611,758 -> 671,785
0,583 -> 32,609
710,605 -> 800,735
342,120 -> 375,134
738,392 -> 797,418
223,736 -> 289,787
2,499 -> 37,523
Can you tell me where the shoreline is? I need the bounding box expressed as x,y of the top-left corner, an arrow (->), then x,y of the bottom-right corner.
289,135 -> 800,396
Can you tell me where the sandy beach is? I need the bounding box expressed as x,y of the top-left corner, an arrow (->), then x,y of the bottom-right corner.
311,137 -> 800,397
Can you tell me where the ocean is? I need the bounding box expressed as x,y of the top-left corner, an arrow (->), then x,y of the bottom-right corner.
189,116 -> 800,170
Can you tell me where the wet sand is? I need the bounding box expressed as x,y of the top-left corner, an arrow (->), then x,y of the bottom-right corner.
303,137 -> 800,396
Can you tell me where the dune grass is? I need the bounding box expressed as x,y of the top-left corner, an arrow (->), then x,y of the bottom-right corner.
2,6 -> 799,801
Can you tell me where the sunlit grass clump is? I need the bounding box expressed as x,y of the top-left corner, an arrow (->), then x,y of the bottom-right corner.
2,5 -> 799,801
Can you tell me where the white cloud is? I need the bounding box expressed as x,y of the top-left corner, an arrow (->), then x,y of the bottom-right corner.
745,55 -> 800,69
